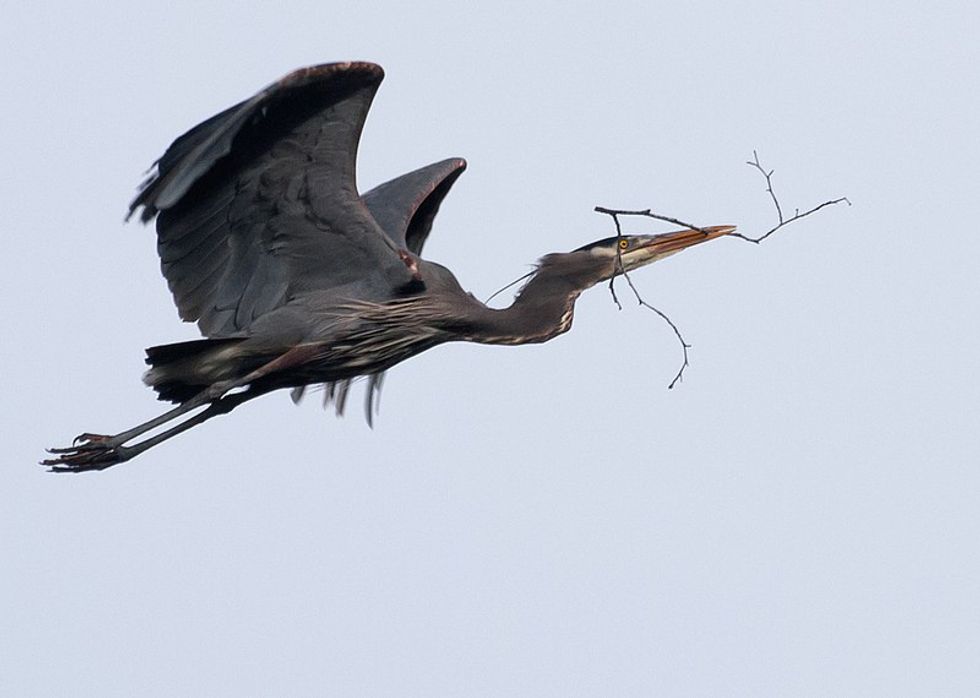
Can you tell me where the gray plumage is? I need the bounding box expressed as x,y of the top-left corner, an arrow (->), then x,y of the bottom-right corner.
45,61 -> 733,471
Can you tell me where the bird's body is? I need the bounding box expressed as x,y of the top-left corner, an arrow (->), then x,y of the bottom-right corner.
45,62 -> 733,471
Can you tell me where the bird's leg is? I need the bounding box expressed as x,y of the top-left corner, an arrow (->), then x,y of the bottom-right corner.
44,388 -> 225,469
43,388 -> 268,472
47,369 -> 256,457
64,390 -> 221,451
43,344 -> 320,471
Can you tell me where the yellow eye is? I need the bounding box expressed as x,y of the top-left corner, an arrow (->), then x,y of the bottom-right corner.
618,238 -> 629,250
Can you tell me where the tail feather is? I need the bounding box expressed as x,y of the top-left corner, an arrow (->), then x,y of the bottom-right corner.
143,337 -> 246,403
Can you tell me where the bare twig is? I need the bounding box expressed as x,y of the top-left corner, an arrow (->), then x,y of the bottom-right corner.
731,150 -> 850,243
595,150 -> 849,389
602,208 -> 626,310
594,206 -> 705,234
595,206 -> 693,389
621,265 -> 691,390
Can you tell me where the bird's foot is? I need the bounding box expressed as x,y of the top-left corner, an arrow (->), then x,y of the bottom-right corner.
42,433 -> 129,472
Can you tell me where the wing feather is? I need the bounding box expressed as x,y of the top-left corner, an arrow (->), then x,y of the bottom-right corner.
158,215 -> 225,265
129,62 -> 414,337
131,63 -> 469,424
362,157 -> 467,254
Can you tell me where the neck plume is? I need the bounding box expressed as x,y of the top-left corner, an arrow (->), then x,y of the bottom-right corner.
468,251 -> 608,345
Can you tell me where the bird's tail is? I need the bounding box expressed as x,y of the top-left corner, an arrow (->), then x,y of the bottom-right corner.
143,338 -> 250,403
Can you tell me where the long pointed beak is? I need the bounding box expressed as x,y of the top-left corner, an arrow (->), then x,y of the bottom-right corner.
636,224 -> 736,258
614,224 -> 735,272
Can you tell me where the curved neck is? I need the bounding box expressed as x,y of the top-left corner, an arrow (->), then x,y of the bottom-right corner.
466,257 -> 604,345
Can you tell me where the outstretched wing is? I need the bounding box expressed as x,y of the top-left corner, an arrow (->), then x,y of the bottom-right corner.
297,158 -> 468,422
362,157 -> 467,254
129,62 -> 416,337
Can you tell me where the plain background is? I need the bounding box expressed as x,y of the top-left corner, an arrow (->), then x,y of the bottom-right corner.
3,2 -> 978,695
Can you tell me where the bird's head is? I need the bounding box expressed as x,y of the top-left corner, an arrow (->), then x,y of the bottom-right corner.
512,224 -> 737,308
573,224 -> 736,277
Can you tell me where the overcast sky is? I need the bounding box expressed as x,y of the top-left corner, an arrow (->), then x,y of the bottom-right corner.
3,2 -> 979,696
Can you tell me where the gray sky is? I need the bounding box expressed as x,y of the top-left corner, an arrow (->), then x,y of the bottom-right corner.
3,1 -> 979,695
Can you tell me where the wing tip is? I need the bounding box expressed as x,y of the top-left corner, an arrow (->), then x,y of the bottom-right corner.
127,168 -> 161,222
126,61 -> 386,223
276,61 -> 385,90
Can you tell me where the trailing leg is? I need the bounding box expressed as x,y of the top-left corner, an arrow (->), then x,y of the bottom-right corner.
43,387 -> 269,472
43,344 -> 320,471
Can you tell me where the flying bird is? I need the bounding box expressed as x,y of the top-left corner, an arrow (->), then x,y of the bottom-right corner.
45,62 -> 734,471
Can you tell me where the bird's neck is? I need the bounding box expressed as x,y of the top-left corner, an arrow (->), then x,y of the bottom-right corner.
470,293 -> 577,345
466,264 -> 598,346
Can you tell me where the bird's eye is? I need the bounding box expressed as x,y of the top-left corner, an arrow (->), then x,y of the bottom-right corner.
618,238 -> 629,250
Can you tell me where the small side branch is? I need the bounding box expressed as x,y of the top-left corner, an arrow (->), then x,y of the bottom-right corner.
594,206 -> 705,234
596,206 -> 693,389
621,268 -> 691,390
731,150 -> 850,244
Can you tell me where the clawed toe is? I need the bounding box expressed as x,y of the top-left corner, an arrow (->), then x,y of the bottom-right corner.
41,442 -> 129,472
41,382 -> 257,470
73,432 -> 113,445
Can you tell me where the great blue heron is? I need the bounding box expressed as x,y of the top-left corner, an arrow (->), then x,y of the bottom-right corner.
44,62 -> 734,471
